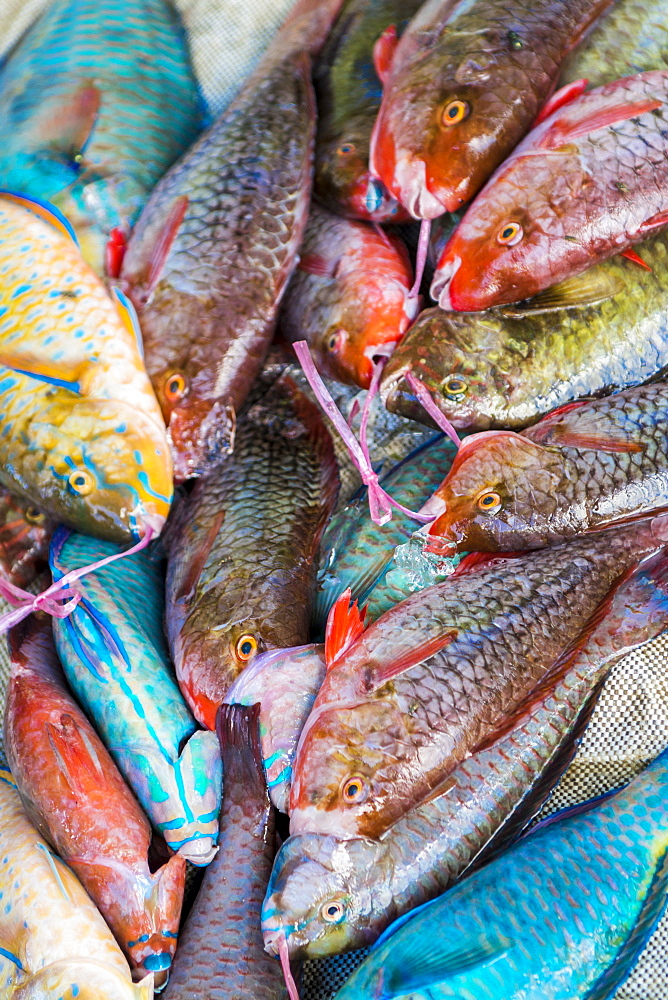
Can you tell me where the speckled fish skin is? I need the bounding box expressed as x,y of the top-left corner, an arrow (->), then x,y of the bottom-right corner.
369,0 -> 615,219
50,529 -> 222,867
313,0 -> 422,221
314,434 -> 456,631
289,522 -> 664,839
162,704 -> 286,1000
0,0 -> 201,275
0,196 -> 172,541
0,489 -> 53,589
264,552 -> 668,959
331,744 -> 668,1000
427,384 -> 668,553
121,0 -> 343,481
223,644 -> 326,813
4,615 -> 185,986
0,767 -> 153,1000
281,204 -> 417,388
433,71 -> 668,311
165,374 -> 339,730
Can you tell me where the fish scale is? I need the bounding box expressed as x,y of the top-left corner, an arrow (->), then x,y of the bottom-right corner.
289,523 -> 664,840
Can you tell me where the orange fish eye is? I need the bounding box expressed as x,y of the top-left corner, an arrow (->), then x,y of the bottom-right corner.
497,222 -> 523,246
442,100 -> 469,126
341,774 -> 367,804
476,490 -> 502,513
164,372 -> 187,402
337,143 -> 356,156
443,375 -> 468,398
321,900 -> 346,923
24,506 -> 45,525
235,633 -> 258,661
68,470 -> 95,497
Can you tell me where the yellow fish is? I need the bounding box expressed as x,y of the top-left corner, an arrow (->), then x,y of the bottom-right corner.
0,767 -> 154,1000
0,192 -> 172,541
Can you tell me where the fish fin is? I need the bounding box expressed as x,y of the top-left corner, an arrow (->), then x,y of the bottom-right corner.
298,253 -> 338,278
216,702 -> 266,798
0,190 -> 79,246
451,551 -> 524,577
324,589 -> 367,670
373,24 -> 398,85
583,848 -> 668,1000
525,401 -> 644,453
45,714 -> 106,796
146,195 -> 189,297
111,287 -> 144,360
534,78 -> 588,125
638,210 -> 668,235
528,787 -> 620,837
35,81 -> 100,157
0,353 -> 82,393
173,509 -> 225,603
500,269 -> 624,317
105,226 -> 127,279
620,247 -> 652,271
541,429 -> 642,453
369,631 -> 457,688
374,931 -> 513,996
540,96 -> 663,150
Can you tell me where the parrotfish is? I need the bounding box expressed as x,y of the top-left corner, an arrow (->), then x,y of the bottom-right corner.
121,0 -> 344,480
330,742 -> 668,1000
165,374 -> 338,730
162,704 -> 286,1000
281,204 -> 417,388
313,0 -> 422,221
0,193 -> 172,541
0,488 -> 53,589
264,550 -> 668,958
50,528 -> 222,866
4,614 -> 185,986
369,0 -> 615,219
289,522 -> 665,839
0,766 -> 153,1000
0,0 -> 201,275
223,645 -> 326,813
427,384 -> 668,553
433,71 -> 668,311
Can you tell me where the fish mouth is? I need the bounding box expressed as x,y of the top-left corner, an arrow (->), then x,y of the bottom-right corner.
431,256 -> 462,310
134,509 -> 168,540
176,837 -> 218,866
392,156 -> 448,220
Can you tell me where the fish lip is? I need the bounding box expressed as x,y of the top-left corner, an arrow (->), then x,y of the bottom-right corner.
177,838 -> 218,866
392,155 -> 447,220
431,255 -> 462,310
134,510 -> 167,539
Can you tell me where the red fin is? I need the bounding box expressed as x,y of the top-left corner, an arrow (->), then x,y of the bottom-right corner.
370,631 -> 457,687
325,589 -> 367,670
46,715 -> 106,796
525,398 -> 595,443
37,81 -> 100,153
534,78 -> 588,126
174,509 -> 225,603
638,210 -> 668,235
451,551 -> 524,577
620,247 -> 652,271
541,97 -> 663,150
551,431 -> 643,453
373,25 -> 398,85
298,252 -> 338,278
146,195 -> 189,297
105,226 -> 127,279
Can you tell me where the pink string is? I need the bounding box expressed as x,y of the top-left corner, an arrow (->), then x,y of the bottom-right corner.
408,218 -> 431,299
0,527 -> 154,635
405,371 -> 462,447
278,932 -> 300,1000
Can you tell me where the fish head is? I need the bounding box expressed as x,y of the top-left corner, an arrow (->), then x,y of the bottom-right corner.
426,431 -> 565,552
8,396 -> 172,542
315,125 -> 408,223
13,962 -> 154,1000
262,833 -> 387,960
159,375 -> 235,482
0,488 -> 54,588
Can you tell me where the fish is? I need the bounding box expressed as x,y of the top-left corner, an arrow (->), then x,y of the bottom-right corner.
0,193 -> 172,542
313,0 -> 422,221
427,384 -> 668,554
50,527 -> 222,866
0,488 -> 53,589
162,703 -> 286,1000
223,644 -> 326,813
329,741 -> 668,1000
263,550 -> 668,959
0,0 -> 202,275
289,521 -> 666,839
432,71 -> 668,312
281,204 -> 417,388
164,373 -> 339,730
4,614 -> 185,986
368,0 -> 615,219
0,766 -> 154,1000
314,434 -> 457,631
121,0 -> 344,480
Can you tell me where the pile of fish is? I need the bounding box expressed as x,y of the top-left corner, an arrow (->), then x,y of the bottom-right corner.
0,0 -> 668,997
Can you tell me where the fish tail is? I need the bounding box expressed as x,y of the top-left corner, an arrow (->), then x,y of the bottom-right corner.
216,703 -> 267,800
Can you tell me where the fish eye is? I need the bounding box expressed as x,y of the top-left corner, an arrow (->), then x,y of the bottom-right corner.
321,900 -> 346,923
365,179 -> 384,214
442,375 -> 468,398
164,372 -> 187,402
476,490 -> 502,513
341,775 -> 367,804
326,330 -> 345,354
24,506 -> 45,524
235,633 -> 258,661
497,222 -> 523,246
442,100 -> 469,126
67,470 -> 95,496
337,143 -> 356,156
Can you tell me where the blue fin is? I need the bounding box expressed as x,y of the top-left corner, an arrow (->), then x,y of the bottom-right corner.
0,946 -> 23,971
376,932 -> 513,998
527,787 -> 620,838
112,287 -> 144,359
9,366 -> 80,393
0,190 -> 79,246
